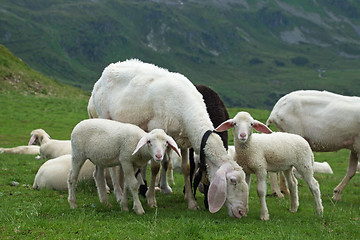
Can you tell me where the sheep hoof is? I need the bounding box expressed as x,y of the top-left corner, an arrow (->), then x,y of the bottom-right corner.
69,203 -> 77,209
332,190 -> 342,201
188,201 -> 200,210
134,208 -> 145,215
147,200 -> 157,208
260,214 -> 270,221
289,208 -> 298,213
160,185 -> 172,194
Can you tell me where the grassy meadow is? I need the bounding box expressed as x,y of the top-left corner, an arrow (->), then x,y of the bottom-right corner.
0,93 -> 359,239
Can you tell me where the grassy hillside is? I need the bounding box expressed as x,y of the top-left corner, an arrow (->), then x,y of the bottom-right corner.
1,0 -> 360,108
0,44 -> 89,98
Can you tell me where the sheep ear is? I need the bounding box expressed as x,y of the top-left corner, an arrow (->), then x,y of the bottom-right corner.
166,136 -> 181,157
208,164 -> 228,213
253,120 -> 272,134
28,135 -> 37,146
215,119 -> 234,132
132,135 -> 148,155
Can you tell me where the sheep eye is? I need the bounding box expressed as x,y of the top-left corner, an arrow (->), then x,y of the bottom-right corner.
233,122 -> 237,126
147,140 -> 151,144
230,178 -> 237,185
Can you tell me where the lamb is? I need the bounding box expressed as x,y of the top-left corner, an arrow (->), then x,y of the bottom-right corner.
0,145 -> 40,155
33,154 -> 95,190
216,111 -> 323,220
88,59 -> 249,218
266,90 -> 360,201
67,118 -> 181,215
28,129 -> 71,159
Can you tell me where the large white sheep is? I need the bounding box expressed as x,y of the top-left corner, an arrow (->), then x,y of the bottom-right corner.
0,145 -> 40,155
266,90 -> 360,201
216,111 -> 323,220
88,59 -> 249,218
33,154 -> 95,190
28,129 -> 71,159
68,118 -> 181,215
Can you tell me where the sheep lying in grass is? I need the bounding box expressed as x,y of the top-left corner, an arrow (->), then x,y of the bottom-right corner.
0,145 -> 40,155
28,129 -> 71,159
216,111 -> 323,220
68,118 -> 181,215
33,154 -> 95,190
88,59 -> 249,218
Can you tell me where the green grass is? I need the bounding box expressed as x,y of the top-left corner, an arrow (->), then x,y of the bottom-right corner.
0,93 -> 359,239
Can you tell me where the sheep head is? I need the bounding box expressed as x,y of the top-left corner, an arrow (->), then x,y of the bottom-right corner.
132,129 -> 181,162
208,161 -> 249,218
216,111 -> 272,143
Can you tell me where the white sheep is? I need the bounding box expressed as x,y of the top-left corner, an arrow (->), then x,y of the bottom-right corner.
67,118 -> 181,215
28,129 -> 71,159
33,154 -> 95,190
88,59 -> 249,218
216,111 -> 323,220
266,90 -> 360,201
0,145 -> 40,155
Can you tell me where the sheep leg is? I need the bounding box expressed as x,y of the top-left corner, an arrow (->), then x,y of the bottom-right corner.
67,157 -> 86,209
121,162 -> 145,215
245,173 -> 251,211
109,166 -> 123,203
181,148 -> 200,210
94,166 -> 110,206
279,172 -> 290,196
269,172 -> 284,198
333,151 -> 358,201
159,149 -> 172,194
256,170 -> 269,221
168,158 -> 175,186
296,164 -> 323,216
147,160 -> 160,208
283,169 -> 299,213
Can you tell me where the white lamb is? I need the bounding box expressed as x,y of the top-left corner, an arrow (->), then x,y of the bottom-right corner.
266,90 -> 360,201
33,154 -> 95,190
28,129 -> 71,159
0,145 -> 40,155
216,111 -> 323,220
68,118 -> 181,215
88,59 -> 249,218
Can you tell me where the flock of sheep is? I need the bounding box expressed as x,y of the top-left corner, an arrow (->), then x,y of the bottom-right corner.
1,59 -> 359,221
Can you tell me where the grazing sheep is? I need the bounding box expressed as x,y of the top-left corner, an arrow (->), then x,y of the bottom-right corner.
68,118 -> 181,215
216,111 -> 323,220
140,84 -> 229,205
33,154 -> 95,190
0,145 -> 40,155
88,59 -> 249,218
28,129 -> 71,159
191,84 -> 229,209
266,90 -> 360,201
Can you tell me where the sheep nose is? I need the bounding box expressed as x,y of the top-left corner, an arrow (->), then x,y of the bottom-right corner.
155,153 -> 162,160
240,133 -> 247,139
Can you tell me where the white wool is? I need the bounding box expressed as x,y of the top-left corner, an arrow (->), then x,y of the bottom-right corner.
267,90 -> 359,201
28,129 -> 71,159
0,145 -> 40,155
68,118 -> 180,215
217,111 -> 323,220
33,154 -> 94,190
88,59 -> 249,218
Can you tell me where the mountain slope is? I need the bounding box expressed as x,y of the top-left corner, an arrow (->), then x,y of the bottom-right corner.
1,0 -> 360,108
0,44 -> 88,98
